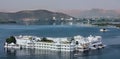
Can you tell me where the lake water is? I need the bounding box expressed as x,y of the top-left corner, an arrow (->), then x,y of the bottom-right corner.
0,24 -> 120,59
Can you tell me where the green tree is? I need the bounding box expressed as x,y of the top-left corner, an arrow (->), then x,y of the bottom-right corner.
6,36 -> 16,44
41,37 -> 53,42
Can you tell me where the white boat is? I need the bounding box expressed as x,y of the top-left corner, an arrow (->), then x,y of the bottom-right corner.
100,28 -> 108,32
4,35 -> 105,51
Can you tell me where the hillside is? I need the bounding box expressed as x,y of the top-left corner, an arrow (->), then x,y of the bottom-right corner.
0,10 -> 73,24
63,9 -> 120,18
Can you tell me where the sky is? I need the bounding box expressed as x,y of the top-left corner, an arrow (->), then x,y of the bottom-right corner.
0,0 -> 120,12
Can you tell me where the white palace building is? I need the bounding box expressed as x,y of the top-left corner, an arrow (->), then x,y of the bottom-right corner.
4,35 -> 105,51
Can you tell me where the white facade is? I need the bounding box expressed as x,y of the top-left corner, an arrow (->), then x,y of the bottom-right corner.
4,35 -> 105,51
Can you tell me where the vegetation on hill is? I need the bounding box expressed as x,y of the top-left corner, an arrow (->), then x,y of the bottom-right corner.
93,23 -> 120,27
0,10 -> 73,24
0,20 -> 17,24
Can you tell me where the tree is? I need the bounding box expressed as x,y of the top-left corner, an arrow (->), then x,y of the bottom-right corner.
6,36 -> 16,44
41,37 -> 53,42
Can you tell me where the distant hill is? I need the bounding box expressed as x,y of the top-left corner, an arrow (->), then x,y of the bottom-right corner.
62,9 -> 120,18
0,10 -> 73,24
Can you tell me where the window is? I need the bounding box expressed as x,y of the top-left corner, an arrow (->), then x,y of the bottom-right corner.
76,41 -> 79,45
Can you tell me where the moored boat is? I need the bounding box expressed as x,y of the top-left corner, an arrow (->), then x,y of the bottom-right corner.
100,28 -> 108,32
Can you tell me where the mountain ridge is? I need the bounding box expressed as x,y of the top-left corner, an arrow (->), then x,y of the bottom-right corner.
0,9 -> 73,23
62,9 -> 120,18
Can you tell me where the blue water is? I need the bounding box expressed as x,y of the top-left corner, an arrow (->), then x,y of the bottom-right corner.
0,24 -> 120,59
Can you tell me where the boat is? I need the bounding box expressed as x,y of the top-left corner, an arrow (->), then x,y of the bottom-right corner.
4,35 -> 105,51
100,28 -> 108,32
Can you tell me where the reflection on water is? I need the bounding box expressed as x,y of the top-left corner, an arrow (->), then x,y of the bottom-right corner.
4,48 -> 74,59
4,48 -> 106,59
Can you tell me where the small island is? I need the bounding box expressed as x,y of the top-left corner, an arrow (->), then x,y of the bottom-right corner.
4,35 -> 105,51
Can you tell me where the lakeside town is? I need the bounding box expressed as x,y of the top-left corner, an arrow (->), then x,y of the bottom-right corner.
0,9 -> 120,28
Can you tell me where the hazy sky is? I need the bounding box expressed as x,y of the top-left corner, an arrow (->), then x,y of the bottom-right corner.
0,0 -> 120,12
